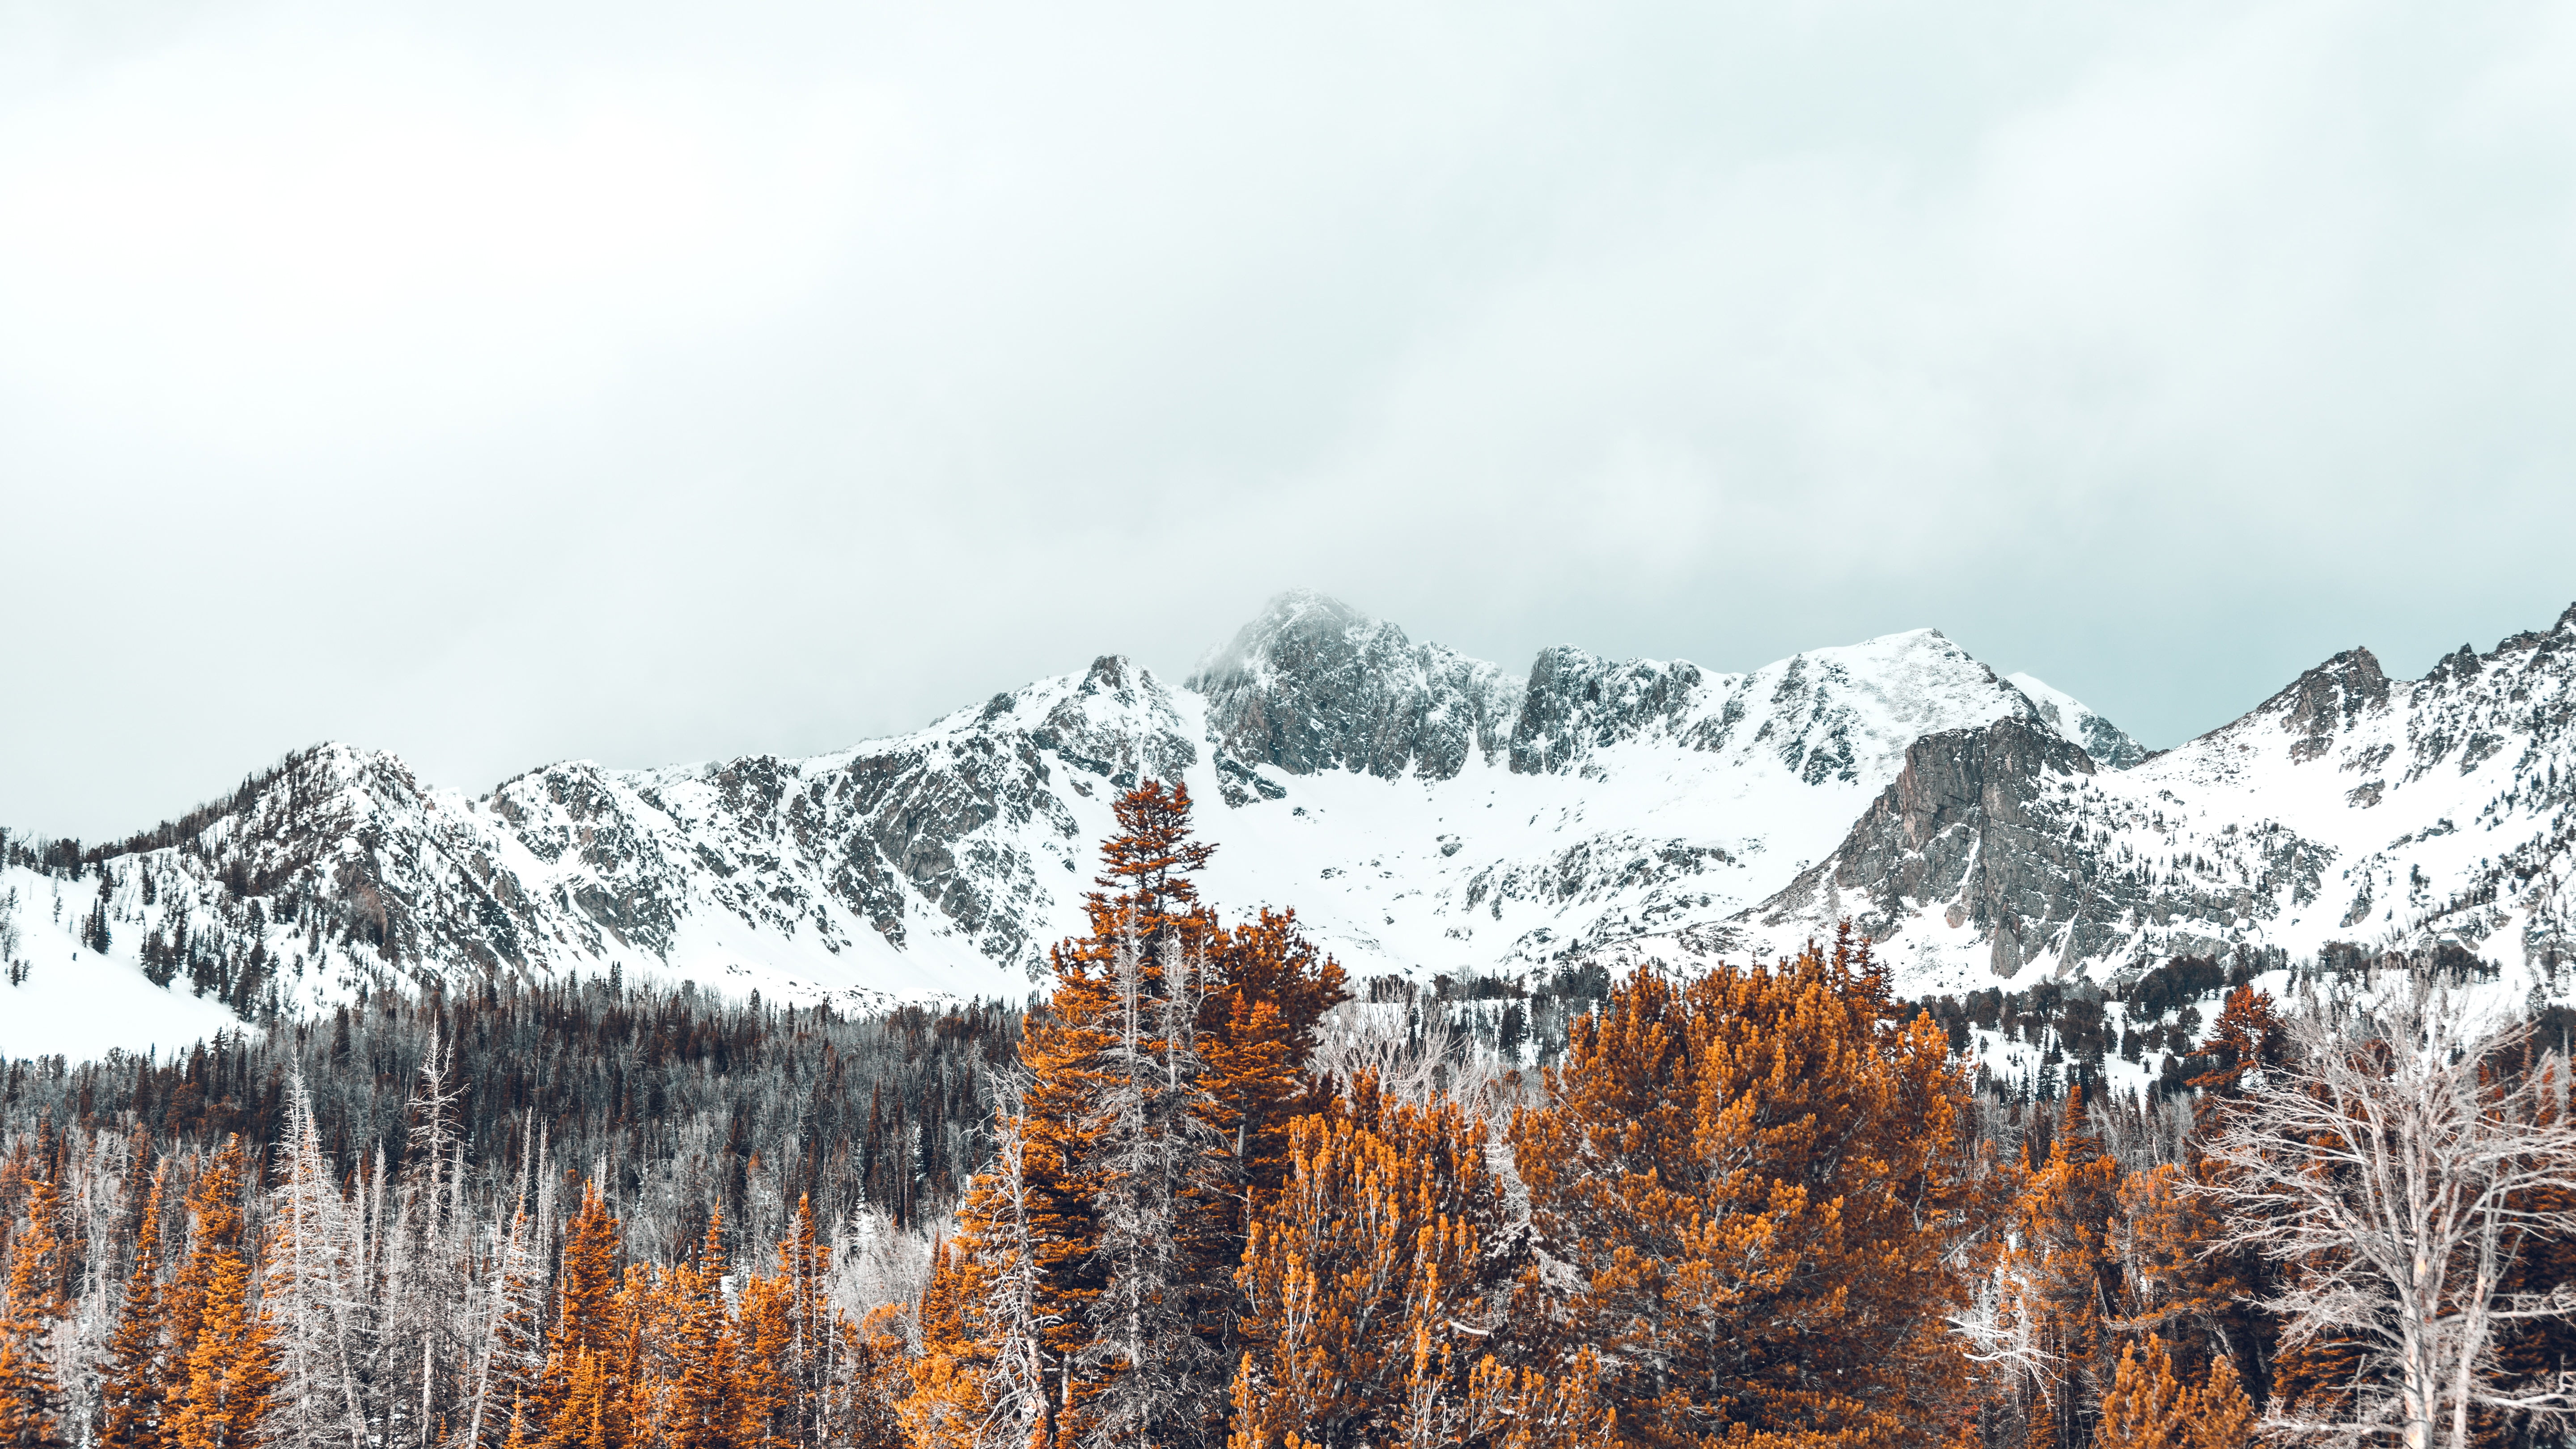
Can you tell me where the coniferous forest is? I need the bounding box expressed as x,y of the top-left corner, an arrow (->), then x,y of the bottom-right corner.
4,781 -> 2575,1449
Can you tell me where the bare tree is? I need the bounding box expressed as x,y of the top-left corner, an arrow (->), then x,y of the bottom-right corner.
266,1074 -> 377,1449
2199,974 -> 2576,1449
974,1071 -> 1053,1449
1076,932 -> 1222,1449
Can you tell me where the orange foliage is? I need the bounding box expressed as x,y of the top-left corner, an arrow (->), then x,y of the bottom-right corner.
1510,929 -> 1982,1449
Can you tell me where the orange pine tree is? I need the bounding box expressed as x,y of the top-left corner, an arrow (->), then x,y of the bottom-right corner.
2095,1337 -> 2190,1449
913,780 -> 1345,1445
99,1162 -> 173,1449
2110,1160 -> 2271,1410
2094,1336 -> 2256,1449
166,1185 -> 275,1449
733,1272 -> 797,1449
162,1139 -> 253,1402
2008,1087 -> 2126,1449
1228,1077 -> 1509,1447
898,1247 -> 991,1449
1508,929 -> 1983,1449
536,1184 -> 630,1449
664,1215 -> 738,1449
2186,987 -> 2288,1102
1200,907 -> 1348,1227
0,1162 -> 71,1449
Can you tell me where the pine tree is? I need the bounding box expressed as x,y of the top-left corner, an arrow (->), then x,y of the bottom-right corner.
2109,1161 -> 2273,1410
732,1272 -> 796,1449
2095,1337 -> 2189,1449
665,1215 -> 737,1449
0,1163 -> 70,1449
2186,986 -> 2287,1100
915,781 -> 1341,1444
1508,930 -> 1982,1448
100,1162 -> 171,1449
2188,1356 -> 2257,1449
902,1249 -> 992,1449
2094,1336 -> 2257,1449
535,1184 -> 626,1449
1198,907 -> 1348,1230
1074,933 -> 1223,1449
1228,1078 -> 1511,1448
169,1229 -> 275,1449
165,1140 -> 254,1404
84,873 -> 112,956
264,1075 -> 373,1449
2008,1087 -> 2125,1449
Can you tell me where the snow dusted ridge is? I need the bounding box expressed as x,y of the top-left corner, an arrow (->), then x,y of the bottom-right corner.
7,591 -> 2576,1058
1746,607 -> 2576,998
2008,673 -> 2148,770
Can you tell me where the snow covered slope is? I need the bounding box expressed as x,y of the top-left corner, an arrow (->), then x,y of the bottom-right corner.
0,866 -> 241,1060
1750,606 -> 2576,998
8,591 -> 2576,1059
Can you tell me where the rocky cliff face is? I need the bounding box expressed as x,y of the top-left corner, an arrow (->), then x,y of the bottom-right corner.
1191,590 -> 1521,784
15,593 -> 2576,1037
1744,603 -> 2576,992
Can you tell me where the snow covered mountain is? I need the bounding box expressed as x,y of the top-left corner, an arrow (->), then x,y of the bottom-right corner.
1750,607 -> 2576,996
6,590 -> 2574,1057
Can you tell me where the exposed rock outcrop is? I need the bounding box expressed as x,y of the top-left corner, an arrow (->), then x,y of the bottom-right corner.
1190,590 -> 1520,782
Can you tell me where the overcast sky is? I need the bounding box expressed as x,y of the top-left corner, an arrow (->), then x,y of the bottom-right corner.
4,0 -> 2574,839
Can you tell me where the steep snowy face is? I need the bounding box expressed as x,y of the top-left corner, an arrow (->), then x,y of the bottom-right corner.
1753,603 -> 2576,995
1190,589 -> 1521,784
2009,673 -> 2148,769
1204,624 -> 2055,979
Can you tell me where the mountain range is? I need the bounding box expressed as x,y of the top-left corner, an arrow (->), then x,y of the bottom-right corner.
5,589 -> 2573,1056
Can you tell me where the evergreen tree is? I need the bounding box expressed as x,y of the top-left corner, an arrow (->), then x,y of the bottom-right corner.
2095,1336 -> 2255,1449
83,873 -> 111,956
1509,929 -> 1981,1448
665,1215 -> 737,1449
169,1144 -> 277,1444
1228,1076 -> 1515,1447
100,1161 -> 171,1449
536,1182 -> 627,1447
917,781 -> 1343,1445
0,1164 -> 70,1449
2008,1088 -> 2125,1449
1075,934 -> 1223,1449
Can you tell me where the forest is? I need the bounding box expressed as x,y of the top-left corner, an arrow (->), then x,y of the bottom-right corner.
3,780 -> 2574,1449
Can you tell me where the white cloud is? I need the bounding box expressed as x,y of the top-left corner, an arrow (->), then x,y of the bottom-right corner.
3,0 -> 2574,835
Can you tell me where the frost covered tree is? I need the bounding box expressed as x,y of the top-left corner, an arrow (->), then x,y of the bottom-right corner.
2201,974 -> 2576,1449
974,1075 -> 1051,1449
1075,933 -> 1224,1449
458,1122 -> 551,1449
263,1077 -> 373,1449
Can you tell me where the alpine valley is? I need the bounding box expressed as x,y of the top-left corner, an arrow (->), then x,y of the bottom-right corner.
6,590 -> 2576,1056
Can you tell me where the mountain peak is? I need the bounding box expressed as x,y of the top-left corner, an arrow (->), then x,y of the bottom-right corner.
1190,591 -> 1517,783
1191,590 -> 1390,683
